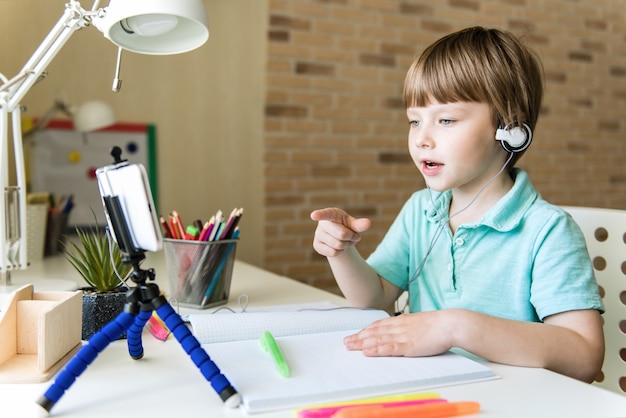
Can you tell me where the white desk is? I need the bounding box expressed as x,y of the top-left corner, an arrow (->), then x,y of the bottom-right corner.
2,254 -> 626,417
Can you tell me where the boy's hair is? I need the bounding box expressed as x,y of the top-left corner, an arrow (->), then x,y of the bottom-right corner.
403,26 -> 544,166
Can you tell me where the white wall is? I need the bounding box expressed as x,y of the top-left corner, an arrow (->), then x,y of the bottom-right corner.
0,0 -> 267,265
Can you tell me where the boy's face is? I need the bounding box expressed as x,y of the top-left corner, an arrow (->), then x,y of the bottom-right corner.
406,100 -> 508,195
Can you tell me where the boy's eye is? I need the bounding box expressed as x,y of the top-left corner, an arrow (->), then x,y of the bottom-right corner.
440,119 -> 454,126
409,120 -> 420,127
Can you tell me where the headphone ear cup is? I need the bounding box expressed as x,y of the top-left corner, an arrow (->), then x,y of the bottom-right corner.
495,123 -> 532,153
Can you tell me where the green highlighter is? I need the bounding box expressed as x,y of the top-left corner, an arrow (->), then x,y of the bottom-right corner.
260,330 -> 290,377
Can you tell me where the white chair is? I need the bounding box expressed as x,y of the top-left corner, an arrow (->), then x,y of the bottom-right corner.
561,206 -> 626,395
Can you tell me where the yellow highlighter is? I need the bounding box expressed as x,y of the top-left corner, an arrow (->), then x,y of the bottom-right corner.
260,330 -> 290,377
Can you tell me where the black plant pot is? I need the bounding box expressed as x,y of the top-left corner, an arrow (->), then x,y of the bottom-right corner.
81,287 -> 128,341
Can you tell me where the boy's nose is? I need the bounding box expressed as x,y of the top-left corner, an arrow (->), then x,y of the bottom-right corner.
411,129 -> 433,149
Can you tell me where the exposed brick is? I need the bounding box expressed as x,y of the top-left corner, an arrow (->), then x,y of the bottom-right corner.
265,104 -> 308,118
421,20 -> 453,34
265,194 -> 306,206
315,0 -> 348,5
584,19 -> 607,31
262,0 -> 626,295
295,62 -> 335,76
598,120 -> 620,131
567,142 -> 590,152
311,165 -> 351,177
610,67 -> 626,77
609,175 -> 626,184
314,20 -> 355,36
381,42 -> 417,55
569,97 -> 592,108
359,53 -> 396,67
379,152 -> 412,164
613,90 -> 626,100
269,30 -> 290,42
269,14 -> 311,30
568,51 -> 593,62
545,71 -> 567,83
581,40 -> 605,53
526,33 -> 549,46
385,97 -> 404,109
449,0 -> 480,11
292,151 -> 334,162
399,3 -> 434,15
343,205 -> 378,217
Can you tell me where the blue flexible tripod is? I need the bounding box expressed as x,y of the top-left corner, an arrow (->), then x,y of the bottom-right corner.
37,250 -> 240,416
36,148 -> 240,415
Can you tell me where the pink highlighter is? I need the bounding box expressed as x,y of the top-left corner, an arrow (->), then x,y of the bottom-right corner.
297,398 -> 447,418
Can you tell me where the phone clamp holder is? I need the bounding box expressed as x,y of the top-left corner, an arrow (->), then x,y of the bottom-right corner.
35,148 -> 240,416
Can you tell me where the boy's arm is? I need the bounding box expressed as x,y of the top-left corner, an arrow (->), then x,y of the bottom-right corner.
344,308 -> 604,383
327,247 -> 403,310
311,208 -> 403,309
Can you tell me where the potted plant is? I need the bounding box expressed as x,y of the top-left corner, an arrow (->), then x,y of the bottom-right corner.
63,223 -> 132,340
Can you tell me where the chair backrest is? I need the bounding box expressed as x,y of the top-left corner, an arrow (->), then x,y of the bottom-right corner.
561,206 -> 626,395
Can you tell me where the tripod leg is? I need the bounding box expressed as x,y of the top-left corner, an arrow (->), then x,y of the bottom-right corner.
36,311 -> 135,416
155,302 -> 241,408
127,309 -> 152,359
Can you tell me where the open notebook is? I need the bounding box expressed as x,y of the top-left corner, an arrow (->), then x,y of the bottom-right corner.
187,308 -> 497,414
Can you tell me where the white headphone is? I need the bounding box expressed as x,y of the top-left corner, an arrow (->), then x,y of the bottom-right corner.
495,122 -> 533,153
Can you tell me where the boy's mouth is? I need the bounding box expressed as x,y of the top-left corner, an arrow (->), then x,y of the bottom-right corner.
421,160 -> 443,175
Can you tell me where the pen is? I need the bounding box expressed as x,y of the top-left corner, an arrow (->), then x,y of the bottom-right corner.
208,210 -> 223,241
224,208 -> 243,239
159,215 -> 173,238
217,207 -> 236,240
260,330 -> 290,377
331,401 -> 480,418
169,217 -> 180,239
198,216 -> 215,241
297,398 -> 447,418
199,229 -> 239,306
171,210 -> 186,239
61,194 -> 74,213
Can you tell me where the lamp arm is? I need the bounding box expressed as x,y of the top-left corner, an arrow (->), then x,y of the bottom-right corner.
0,107 -> 8,271
1,1 -> 101,111
0,0 -> 102,274
11,108 -> 27,269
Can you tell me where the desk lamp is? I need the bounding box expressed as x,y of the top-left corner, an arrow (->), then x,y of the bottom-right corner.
0,0 -> 209,284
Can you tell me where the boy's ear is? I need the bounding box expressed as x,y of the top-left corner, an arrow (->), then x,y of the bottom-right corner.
495,122 -> 532,153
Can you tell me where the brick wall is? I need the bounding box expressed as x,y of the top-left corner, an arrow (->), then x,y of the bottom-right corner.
264,0 -> 626,294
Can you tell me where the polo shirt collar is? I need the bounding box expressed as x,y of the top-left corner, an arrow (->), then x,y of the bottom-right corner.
424,168 -> 538,232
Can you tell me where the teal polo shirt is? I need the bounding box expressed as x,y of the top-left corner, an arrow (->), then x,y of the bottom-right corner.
366,169 -> 604,322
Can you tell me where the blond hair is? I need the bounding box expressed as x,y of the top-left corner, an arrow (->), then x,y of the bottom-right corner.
403,27 -> 544,165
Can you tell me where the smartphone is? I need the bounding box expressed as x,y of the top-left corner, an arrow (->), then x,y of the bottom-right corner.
95,160 -> 162,253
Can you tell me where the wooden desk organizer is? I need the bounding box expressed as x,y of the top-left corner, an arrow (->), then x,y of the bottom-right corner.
0,284 -> 81,383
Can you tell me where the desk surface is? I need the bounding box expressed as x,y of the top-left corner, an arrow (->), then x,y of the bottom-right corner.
2,255 -> 626,417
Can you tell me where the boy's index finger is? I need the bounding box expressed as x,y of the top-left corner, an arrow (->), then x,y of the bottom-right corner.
310,208 -> 371,234
310,207 -> 346,223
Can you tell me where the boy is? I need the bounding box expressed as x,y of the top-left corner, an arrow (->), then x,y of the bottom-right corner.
311,27 -> 604,383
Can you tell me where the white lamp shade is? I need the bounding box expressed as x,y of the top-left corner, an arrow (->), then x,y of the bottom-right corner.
94,0 -> 209,55
73,101 -> 116,133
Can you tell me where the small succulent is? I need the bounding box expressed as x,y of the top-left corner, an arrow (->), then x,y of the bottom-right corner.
63,223 -> 132,293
